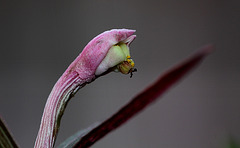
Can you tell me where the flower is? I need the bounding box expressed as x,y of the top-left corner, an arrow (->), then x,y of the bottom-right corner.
34,29 -> 136,148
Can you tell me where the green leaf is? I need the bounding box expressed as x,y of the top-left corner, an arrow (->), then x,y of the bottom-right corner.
57,123 -> 100,148
0,117 -> 18,148
227,138 -> 240,148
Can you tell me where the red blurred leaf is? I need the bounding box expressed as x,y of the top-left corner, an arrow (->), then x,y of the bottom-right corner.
72,45 -> 214,148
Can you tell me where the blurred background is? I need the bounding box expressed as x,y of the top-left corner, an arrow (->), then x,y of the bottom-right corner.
0,0 -> 240,147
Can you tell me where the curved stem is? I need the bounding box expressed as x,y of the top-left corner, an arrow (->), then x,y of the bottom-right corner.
34,72 -> 91,148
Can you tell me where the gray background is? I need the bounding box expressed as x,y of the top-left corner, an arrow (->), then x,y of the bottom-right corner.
1,0 -> 240,147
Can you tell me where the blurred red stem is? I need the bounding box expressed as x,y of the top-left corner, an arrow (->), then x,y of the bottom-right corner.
74,45 -> 214,148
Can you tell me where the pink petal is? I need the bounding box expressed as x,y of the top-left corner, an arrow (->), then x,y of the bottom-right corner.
65,29 -> 136,80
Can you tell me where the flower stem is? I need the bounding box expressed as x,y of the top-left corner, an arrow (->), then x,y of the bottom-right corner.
34,71 -> 90,148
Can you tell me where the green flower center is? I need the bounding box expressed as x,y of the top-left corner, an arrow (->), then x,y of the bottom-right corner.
95,42 -> 136,77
